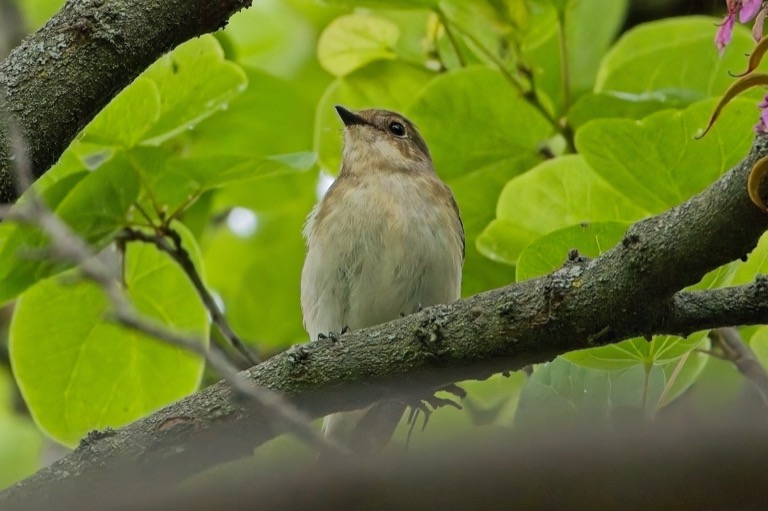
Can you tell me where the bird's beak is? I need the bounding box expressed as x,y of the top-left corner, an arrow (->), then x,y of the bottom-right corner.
335,105 -> 366,127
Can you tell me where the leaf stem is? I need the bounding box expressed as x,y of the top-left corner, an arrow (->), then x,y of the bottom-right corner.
557,12 -> 572,112
436,8 -> 465,67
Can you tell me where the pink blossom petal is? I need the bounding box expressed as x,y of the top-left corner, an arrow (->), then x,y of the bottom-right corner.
756,95 -> 768,133
753,7 -> 767,40
740,0 -> 763,22
715,13 -> 736,52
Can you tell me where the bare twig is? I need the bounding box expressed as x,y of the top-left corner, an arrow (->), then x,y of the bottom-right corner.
117,226 -> 261,367
709,328 -> 768,406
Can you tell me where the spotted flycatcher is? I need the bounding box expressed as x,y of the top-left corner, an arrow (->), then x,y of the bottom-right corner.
301,106 -> 464,453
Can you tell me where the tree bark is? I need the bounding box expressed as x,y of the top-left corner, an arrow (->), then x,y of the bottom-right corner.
0,0 -> 252,203
2,134 -> 768,507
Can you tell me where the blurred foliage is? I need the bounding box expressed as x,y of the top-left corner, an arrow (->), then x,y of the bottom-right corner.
0,0 -> 765,489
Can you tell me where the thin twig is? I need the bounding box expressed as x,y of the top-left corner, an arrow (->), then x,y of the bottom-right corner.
118,227 -> 261,366
709,328 -> 768,407
557,12 -> 571,112
436,8 -> 465,67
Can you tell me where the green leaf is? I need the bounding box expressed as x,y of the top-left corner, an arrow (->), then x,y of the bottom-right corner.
185,67 -> 316,159
516,221 -> 629,281
18,0 -> 63,29
576,98 -> 757,213
477,155 -> 647,266
80,78 -> 161,148
128,147 -> 315,219
408,67 -> 552,181
732,231 -> 768,285
568,91 -> 687,129
141,35 -> 248,145
317,14 -> 400,77
564,0 -> 628,97
221,0 -> 319,76
521,0 -> 627,114
596,17 -> 763,100
0,153 -> 140,303
515,353 -> 707,429
314,60 -> 435,174
10,232 -> 208,447
566,335 -> 707,372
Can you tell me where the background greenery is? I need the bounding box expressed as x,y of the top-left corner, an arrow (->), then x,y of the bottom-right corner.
0,0 -> 764,487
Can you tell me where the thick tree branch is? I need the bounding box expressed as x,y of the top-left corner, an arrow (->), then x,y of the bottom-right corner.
0,0 -> 252,203
3,135 -> 768,506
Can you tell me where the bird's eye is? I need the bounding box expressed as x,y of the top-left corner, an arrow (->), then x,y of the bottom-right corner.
388,122 -> 406,137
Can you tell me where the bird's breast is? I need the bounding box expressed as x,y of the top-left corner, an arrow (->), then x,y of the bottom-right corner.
301,172 -> 462,339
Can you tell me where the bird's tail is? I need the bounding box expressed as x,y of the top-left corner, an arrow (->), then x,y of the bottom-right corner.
321,401 -> 407,458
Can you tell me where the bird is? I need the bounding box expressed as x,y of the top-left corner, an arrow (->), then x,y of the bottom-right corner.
300,105 -> 465,454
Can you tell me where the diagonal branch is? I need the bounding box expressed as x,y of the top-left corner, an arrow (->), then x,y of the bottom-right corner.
4,134 -> 768,505
0,0 -> 253,203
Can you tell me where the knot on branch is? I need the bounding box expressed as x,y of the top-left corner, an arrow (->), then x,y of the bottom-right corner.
566,248 -> 590,265
414,309 -> 448,358
76,427 -> 116,452
756,273 -> 768,294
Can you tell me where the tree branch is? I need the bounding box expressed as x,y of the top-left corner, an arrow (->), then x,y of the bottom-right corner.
0,0 -> 252,203
3,134 -> 768,505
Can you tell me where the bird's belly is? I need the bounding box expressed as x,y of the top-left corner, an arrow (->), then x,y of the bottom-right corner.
346,218 -> 456,329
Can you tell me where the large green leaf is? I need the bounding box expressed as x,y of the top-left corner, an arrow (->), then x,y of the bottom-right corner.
514,353 -> 706,429
516,221 -> 629,281
185,66 -> 316,159
128,147 -> 315,220
80,78 -> 161,149
0,154 -> 140,303
576,98 -> 757,213
10,229 -> 209,447
521,0 -> 627,114
317,14 -> 400,77
141,36 -> 248,145
477,155 -> 647,266
596,17 -> 762,100
567,91 -> 688,129
564,0 -> 628,96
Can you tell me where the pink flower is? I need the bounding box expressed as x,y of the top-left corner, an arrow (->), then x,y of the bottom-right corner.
740,0 -> 763,22
716,12 -> 736,52
755,94 -> 768,133
716,0 -> 767,51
